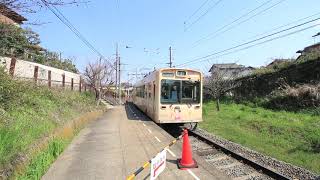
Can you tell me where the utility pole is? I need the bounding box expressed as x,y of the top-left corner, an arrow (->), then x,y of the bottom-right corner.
98,57 -> 102,104
169,46 -> 172,68
312,32 -> 320,44
59,52 -> 62,61
118,56 -> 121,105
115,60 -> 118,100
115,43 -> 119,102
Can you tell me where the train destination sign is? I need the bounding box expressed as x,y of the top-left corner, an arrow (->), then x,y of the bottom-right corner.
150,149 -> 167,180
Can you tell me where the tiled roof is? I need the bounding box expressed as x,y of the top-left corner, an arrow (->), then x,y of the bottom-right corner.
0,4 -> 27,24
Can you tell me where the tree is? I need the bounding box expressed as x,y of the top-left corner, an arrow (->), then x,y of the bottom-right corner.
83,59 -> 114,104
0,23 -> 29,56
24,28 -> 41,45
0,0 -> 84,13
204,68 -> 240,111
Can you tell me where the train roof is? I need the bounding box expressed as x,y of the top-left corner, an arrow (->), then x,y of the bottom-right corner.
157,67 -> 202,72
134,68 -> 202,87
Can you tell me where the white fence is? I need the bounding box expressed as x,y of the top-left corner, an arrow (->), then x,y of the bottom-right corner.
0,56 -> 86,91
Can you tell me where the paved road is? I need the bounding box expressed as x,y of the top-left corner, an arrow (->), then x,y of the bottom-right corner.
42,105 -> 228,180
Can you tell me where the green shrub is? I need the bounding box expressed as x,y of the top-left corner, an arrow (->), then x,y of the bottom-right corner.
265,84 -> 320,111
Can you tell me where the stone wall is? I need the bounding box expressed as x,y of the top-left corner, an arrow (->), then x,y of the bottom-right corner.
234,58 -> 320,100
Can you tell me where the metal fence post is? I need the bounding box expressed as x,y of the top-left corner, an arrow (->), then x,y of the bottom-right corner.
71,78 -> 74,90
79,77 -> 82,92
34,66 -> 39,84
48,70 -> 52,88
62,74 -> 65,88
9,58 -> 16,77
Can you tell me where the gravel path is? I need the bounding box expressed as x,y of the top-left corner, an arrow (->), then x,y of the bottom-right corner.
190,136 -> 273,180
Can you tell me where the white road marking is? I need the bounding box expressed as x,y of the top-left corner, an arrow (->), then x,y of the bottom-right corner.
147,129 -> 152,133
187,169 -> 200,180
154,136 -> 161,142
143,123 -> 146,127
165,148 -> 176,157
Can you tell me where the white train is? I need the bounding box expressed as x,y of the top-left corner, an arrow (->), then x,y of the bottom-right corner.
132,68 -> 203,128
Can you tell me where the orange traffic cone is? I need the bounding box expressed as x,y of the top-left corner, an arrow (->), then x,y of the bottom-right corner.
177,129 -> 198,169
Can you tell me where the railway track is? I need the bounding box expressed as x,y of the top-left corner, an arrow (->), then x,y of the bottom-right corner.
128,103 -> 319,180
188,130 -> 289,180
162,125 -> 319,180
163,126 -> 283,180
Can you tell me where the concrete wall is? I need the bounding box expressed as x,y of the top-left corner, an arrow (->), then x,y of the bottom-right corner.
0,56 -> 83,91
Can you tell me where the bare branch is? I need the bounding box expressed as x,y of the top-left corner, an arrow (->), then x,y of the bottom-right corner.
0,0 -> 89,14
204,66 -> 241,110
83,58 -> 114,101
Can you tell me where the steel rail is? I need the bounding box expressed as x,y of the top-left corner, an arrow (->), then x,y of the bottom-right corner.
189,130 -> 291,180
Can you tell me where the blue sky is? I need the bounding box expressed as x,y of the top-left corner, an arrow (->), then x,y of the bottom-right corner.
26,0 -> 320,79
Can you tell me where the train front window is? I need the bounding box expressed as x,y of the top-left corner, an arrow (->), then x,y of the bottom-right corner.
181,81 -> 200,104
161,79 -> 201,104
161,80 -> 181,104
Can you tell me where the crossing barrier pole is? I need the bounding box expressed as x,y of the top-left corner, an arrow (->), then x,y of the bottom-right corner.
126,131 -> 186,180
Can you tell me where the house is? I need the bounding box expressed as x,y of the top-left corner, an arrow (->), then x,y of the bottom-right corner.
296,43 -> 320,61
296,43 -> 320,55
0,4 -> 27,26
208,63 -> 255,79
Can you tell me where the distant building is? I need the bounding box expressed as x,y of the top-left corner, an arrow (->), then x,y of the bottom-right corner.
296,43 -> 320,61
296,43 -> 320,55
208,63 -> 255,79
0,4 -> 27,26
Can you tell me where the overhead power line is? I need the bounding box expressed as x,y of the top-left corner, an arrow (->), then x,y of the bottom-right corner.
247,11 -> 320,41
183,23 -> 319,67
184,0 -> 211,24
177,17 -> 320,67
41,0 -> 115,68
184,0 -> 224,31
192,0 -> 287,47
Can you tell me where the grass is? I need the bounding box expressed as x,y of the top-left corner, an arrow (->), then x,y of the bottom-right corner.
200,101 -> 320,174
0,67 -> 100,178
16,138 -> 68,180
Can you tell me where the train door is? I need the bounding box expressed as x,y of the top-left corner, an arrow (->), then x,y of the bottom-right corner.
146,83 -> 152,117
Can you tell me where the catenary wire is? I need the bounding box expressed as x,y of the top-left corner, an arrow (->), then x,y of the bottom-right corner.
184,0 -> 212,25
41,0 -> 115,69
192,0 -> 281,47
177,17 -> 320,67
194,0 -> 287,45
180,23 -> 320,67
184,0 -> 224,31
